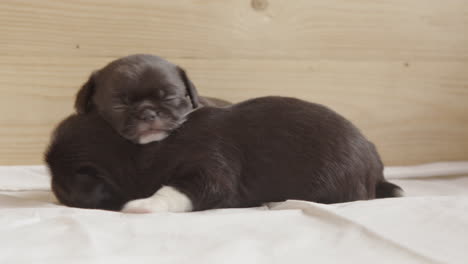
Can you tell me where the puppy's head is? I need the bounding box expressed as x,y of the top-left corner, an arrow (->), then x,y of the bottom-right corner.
45,113 -> 147,211
75,54 -> 200,144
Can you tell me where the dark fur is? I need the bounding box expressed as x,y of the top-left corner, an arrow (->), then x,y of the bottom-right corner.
75,54 -> 230,144
46,96 -> 402,211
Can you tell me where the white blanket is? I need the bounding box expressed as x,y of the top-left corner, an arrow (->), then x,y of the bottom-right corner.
1,162 -> 468,264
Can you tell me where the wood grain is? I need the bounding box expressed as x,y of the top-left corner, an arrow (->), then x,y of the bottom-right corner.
0,0 -> 467,165
1,0 -> 467,60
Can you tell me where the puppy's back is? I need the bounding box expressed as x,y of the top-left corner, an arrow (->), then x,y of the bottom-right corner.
180,96 -> 390,205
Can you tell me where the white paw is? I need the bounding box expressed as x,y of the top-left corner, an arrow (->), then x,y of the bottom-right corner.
122,197 -> 169,214
121,186 -> 193,214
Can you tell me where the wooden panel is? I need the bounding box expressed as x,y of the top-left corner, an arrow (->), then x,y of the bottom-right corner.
1,56 -> 467,165
0,0 -> 467,60
0,0 -> 467,165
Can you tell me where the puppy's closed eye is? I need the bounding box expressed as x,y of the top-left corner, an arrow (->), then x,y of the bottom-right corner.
163,97 -> 178,101
161,96 -> 183,105
112,104 -> 129,112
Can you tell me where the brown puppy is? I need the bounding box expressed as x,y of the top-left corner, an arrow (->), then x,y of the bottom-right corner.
75,54 -> 230,144
46,96 -> 402,213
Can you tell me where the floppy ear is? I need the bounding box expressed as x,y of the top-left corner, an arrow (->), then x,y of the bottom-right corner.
177,67 -> 200,109
64,165 -> 125,211
75,71 -> 98,114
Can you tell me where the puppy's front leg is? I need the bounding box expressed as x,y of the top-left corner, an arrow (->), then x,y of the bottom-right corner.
122,186 -> 192,214
123,159 -> 238,214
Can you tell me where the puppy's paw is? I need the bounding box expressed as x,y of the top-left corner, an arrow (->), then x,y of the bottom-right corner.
121,186 -> 193,214
122,197 -> 169,214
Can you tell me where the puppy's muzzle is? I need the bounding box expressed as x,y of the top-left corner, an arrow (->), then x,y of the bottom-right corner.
138,109 -> 158,122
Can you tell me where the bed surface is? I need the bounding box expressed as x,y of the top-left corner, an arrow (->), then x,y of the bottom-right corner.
1,162 -> 467,264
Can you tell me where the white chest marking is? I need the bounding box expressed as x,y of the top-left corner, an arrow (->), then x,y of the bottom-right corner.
122,186 -> 193,214
138,131 -> 169,144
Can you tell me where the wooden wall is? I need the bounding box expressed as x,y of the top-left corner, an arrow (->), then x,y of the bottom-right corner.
0,0 -> 467,165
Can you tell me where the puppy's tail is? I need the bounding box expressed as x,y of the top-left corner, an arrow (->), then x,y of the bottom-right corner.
376,181 -> 403,198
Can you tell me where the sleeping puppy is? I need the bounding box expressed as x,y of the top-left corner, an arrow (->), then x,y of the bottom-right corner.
45,96 -> 402,213
75,54 -> 231,144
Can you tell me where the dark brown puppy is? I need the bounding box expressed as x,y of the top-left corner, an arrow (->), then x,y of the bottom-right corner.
75,54 -> 230,144
46,96 -> 402,213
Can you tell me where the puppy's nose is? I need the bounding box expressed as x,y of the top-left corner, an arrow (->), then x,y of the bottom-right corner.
139,109 -> 157,121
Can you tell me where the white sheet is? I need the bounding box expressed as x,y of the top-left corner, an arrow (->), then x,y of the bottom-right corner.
1,162 -> 468,264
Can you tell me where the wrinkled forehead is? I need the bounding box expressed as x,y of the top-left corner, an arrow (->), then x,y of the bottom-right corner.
99,59 -> 185,93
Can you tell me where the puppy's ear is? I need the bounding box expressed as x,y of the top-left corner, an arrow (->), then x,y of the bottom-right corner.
177,67 -> 200,109
75,71 -> 98,114
64,165 -> 125,211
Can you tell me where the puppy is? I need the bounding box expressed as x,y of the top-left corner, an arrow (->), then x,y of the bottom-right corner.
75,54 -> 231,144
46,96 -> 402,213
